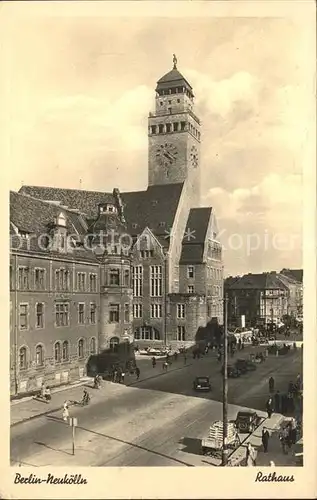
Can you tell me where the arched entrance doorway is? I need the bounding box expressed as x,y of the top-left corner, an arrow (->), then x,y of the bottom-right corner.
134,326 -> 160,341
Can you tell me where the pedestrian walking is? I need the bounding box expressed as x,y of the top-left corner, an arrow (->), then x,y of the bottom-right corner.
152,356 -> 156,368
40,382 -> 45,399
174,351 -> 178,361
270,460 -> 275,467
279,426 -> 288,454
184,354 -> 187,365
238,338 -> 242,350
135,366 -> 140,380
163,361 -> 168,371
290,418 -> 297,444
62,401 -> 69,422
274,390 -> 281,413
266,397 -> 274,418
121,371 -> 125,384
113,368 -> 118,383
241,341 -> 245,350
246,443 -> 257,466
44,386 -> 51,402
262,427 -> 270,453
269,376 -> 275,393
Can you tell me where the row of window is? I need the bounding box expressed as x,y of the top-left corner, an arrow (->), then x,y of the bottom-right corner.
134,325 -> 185,341
187,265 -> 222,281
157,86 -> 192,97
132,303 -> 186,319
18,337 -> 97,370
17,302 -> 97,330
132,265 -> 163,297
206,267 -> 222,281
149,122 -> 200,140
12,266 -> 98,293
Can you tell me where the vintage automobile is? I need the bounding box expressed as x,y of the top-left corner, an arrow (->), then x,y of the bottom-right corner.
235,410 -> 261,433
221,365 -> 241,378
235,358 -> 249,374
193,376 -> 211,392
245,360 -> 257,371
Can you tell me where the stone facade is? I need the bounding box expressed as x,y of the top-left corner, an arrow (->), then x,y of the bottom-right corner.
10,249 -> 100,395
12,60 -> 225,392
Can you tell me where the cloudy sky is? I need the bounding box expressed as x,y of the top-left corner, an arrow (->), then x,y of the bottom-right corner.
2,2 -> 314,276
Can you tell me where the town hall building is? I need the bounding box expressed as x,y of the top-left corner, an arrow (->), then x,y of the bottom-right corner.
10,57 -> 224,395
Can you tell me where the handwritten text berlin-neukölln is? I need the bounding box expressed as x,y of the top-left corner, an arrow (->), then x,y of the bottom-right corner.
14,473 -> 87,485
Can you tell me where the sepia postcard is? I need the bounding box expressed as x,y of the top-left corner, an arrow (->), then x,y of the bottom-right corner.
0,0 -> 316,498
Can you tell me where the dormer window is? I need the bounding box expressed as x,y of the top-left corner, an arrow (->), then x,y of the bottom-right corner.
18,231 -> 30,239
99,204 -> 117,214
57,212 -> 66,227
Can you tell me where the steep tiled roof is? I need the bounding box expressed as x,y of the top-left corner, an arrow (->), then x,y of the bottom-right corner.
280,268 -> 303,283
19,185 -> 114,218
10,191 -> 98,263
226,272 -> 289,290
156,68 -> 193,93
224,276 -> 241,288
179,207 -> 212,264
20,183 -> 185,245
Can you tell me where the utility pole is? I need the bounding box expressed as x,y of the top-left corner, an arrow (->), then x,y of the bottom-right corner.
222,294 -> 229,466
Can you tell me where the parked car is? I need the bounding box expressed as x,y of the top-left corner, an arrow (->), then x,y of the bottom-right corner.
221,365 -> 241,378
235,359 -> 248,374
235,410 -> 261,433
193,376 -> 211,392
245,360 -> 257,371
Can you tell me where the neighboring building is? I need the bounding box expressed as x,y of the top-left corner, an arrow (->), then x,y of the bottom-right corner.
280,268 -> 303,283
11,58 -> 224,394
10,192 -> 101,395
225,271 -> 303,328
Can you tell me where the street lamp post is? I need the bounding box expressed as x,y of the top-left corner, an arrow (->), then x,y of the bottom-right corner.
222,293 -> 229,466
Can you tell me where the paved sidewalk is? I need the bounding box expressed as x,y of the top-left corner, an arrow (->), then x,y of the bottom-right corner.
229,413 -> 283,466
10,355 -> 192,426
229,413 -> 302,467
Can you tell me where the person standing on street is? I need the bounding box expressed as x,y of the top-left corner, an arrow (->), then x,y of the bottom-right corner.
274,390 -> 281,413
135,366 -> 140,380
279,426 -> 288,454
262,427 -> 270,453
266,397 -> 274,418
62,401 -> 69,422
269,376 -> 275,393
246,443 -> 256,466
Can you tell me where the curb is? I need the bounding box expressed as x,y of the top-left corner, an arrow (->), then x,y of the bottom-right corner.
10,378 -> 92,406
11,362 -> 193,427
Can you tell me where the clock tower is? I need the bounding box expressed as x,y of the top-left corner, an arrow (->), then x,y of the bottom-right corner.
148,56 -> 201,204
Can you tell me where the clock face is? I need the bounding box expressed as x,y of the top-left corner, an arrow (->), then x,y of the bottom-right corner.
156,143 -> 178,173
190,146 -> 199,168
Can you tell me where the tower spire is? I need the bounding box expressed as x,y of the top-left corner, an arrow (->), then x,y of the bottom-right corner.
173,53 -> 177,69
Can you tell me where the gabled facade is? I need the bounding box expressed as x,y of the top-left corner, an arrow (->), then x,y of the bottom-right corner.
11,59 -> 224,394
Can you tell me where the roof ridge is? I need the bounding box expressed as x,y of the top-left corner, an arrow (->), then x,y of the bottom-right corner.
20,185 -> 113,196
11,191 -> 86,216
